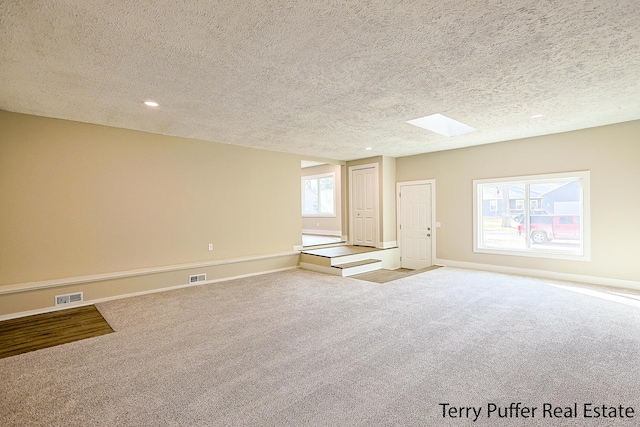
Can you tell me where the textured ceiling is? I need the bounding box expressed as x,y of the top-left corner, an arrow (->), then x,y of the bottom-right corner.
1,1 -> 639,161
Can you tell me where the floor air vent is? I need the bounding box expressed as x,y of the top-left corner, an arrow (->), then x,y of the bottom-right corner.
55,292 -> 84,306
189,273 -> 206,284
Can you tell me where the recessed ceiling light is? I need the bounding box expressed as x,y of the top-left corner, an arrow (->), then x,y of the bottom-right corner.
143,101 -> 159,107
407,113 -> 477,137
365,147 -> 373,151
530,114 -> 544,119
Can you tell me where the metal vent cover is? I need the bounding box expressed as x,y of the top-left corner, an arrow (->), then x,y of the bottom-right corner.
189,274 -> 206,284
55,292 -> 84,306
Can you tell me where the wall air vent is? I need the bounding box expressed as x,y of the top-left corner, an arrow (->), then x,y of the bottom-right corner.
189,273 -> 207,284
55,292 -> 84,306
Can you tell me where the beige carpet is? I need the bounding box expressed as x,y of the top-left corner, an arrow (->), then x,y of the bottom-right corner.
1,267 -> 639,426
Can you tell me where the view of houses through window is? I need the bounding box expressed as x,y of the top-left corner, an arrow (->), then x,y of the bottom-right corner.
474,172 -> 590,259
302,173 -> 335,216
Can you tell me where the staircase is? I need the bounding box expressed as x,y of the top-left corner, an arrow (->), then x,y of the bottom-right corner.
300,246 -> 395,277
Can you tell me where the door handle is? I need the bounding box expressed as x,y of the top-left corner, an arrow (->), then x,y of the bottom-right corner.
427,233 -> 431,237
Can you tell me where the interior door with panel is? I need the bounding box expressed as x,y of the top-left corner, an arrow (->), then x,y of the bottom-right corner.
351,166 -> 377,247
399,183 -> 433,269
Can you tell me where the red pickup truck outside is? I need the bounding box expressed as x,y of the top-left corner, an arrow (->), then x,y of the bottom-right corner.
518,215 -> 580,243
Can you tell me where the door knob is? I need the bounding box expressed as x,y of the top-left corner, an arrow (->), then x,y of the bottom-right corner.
427,233 -> 431,237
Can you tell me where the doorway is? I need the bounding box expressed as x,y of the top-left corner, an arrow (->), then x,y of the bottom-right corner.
301,161 -> 344,247
397,180 -> 435,269
349,163 -> 379,247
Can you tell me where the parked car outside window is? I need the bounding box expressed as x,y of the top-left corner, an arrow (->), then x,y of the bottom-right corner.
518,215 -> 580,243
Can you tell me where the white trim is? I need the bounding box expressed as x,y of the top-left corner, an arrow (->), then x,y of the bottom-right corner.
396,179 -> 437,268
435,258 -> 640,292
0,251 -> 299,295
0,266 -> 299,321
380,240 -> 397,249
348,162 -> 380,248
301,229 -> 342,236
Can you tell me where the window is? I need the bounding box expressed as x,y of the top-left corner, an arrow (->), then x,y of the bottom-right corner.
473,171 -> 590,260
302,173 -> 335,216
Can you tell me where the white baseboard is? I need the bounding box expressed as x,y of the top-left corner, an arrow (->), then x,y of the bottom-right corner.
0,251 -> 299,295
0,266 -> 299,322
436,258 -> 640,291
380,240 -> 397,249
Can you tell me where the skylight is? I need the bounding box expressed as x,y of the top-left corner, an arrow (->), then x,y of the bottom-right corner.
407,113 -> 477,137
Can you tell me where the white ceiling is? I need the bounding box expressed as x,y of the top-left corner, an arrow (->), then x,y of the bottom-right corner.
1,1 -> 639,161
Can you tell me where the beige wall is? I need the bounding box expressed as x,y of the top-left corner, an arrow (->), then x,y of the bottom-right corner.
381,156 -> 397,246
301,163 -> 342,235
0,111 -> 302,312
396,120 -> 640,282
4,110 -> 638,315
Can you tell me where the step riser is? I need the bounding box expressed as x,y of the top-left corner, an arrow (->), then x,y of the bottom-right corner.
299,262 -> 342,276
300,251 -> 386,268
340,261 -> 382,277
329,252 -> 385,266
300,261 -> 382,277
300,253 -> 332,267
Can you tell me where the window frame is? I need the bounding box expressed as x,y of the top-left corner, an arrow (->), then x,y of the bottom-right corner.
472,171 -> 591,261
301,172 -> 336,217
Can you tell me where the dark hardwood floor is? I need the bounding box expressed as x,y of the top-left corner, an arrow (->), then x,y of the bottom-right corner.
0,305 -> 114,359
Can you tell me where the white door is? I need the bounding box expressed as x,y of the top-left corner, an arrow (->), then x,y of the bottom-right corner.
399,183 -> 432,269
351,166 -> 377,247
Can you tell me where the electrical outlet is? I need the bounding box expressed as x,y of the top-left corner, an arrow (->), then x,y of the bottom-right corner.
208,243 -> 213,251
